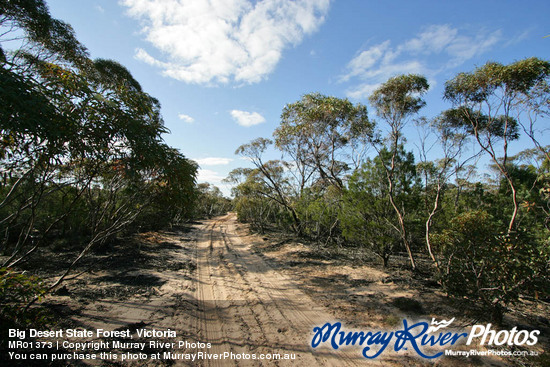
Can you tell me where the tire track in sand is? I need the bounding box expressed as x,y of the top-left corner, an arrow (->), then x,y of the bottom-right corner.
194,214 -> 373,367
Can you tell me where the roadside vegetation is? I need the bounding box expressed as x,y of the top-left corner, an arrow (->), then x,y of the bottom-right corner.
229,60 -> 550,323
0,0 -> 227,330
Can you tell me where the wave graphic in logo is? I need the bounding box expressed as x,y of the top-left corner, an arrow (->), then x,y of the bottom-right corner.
427,318 -> 455,333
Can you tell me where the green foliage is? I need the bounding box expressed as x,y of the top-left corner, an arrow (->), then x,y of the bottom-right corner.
228,164 -> 294,233
439,107 -> 519,140
229,61 -> 550,320
234,94 -> 375,237
369,74 -> 429,270
1,0 -> 88,64
340,146 -> 421,266
296,186 -> 341,243
0,267 -> 47,327
432,210 -> 549,320
275,93 -> 373,190
194,183 -> 231,219
369,74 -> 429,124
233,141 -> 302,233
443,58 -> 550,234
234,196 -> 291,233
0,0 -> 199,311
444,58 -> 550,103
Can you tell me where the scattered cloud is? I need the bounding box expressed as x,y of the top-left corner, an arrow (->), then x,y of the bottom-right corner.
230,110 -> 266,127
401,25 -> 458,55
95,5 -> 105,13
135,48 -> 165,68
122,0 -> 331,85
197,169 -> 225,183
342,24 -> 502,99
177,113 -> 195,123
195,157 -> 233,166
503,29 -> 531,48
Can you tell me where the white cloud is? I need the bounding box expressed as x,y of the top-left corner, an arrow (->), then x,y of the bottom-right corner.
346,83 -> 382,101
230,110 -> 266,127
402,24 -> 458,55
177,113 -> 195,123
444,30 -> 501,67
195,157 -> 233,166
504,29 -> 531,47
341,41 -> 391,82
197,169 -> 225,183
135,48 -> 166,68
342,25 -> 502,99
122,0 -> 331,85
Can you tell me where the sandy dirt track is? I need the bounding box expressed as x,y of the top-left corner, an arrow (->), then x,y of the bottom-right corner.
45,213 -> 380,366
193,213 -> 368,366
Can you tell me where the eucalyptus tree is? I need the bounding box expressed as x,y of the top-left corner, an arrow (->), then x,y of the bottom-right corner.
415,115 -> 476,273
1,53 -> 174,268
194,183 -> 231,219
1,0 -> 89,244
0,0 -> 88,65
0,0 -> 198,287
1,1 -> 91,263
341,145 -> 419,267
235,138 -> 301,232
227,167 -> 288,233
421,59 -> 550,319
444,57 -> 550,233
270,93 -> 373,240
274,93 -> 373,191
369,74 -> 429,270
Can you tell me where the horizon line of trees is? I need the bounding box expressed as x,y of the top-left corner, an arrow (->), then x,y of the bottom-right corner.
227,58 -> 550,321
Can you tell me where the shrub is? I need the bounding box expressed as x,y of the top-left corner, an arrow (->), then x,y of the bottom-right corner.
432,210 -> 549,322
0,267 -> 47,328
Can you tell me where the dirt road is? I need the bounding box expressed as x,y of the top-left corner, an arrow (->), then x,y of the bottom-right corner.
47,213 -> 376,366
193,214 -> 367,366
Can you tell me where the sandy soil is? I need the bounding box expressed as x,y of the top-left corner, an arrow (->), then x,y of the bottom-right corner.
16,213 -> 547,366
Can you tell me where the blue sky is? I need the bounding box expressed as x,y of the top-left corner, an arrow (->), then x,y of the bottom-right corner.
46,0 -> 550,195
